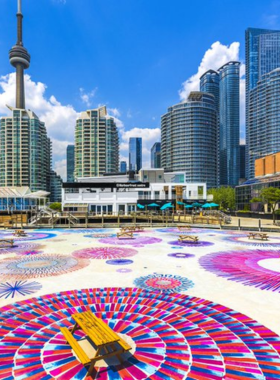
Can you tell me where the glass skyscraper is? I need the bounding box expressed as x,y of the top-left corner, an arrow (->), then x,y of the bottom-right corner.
218,61 -> 240,187
248,68 -> 280,178
66,145 -> 75,182
120,161 -> 127,173
245,28 -> 280,178
161,92 -> 218,188
129,138 -> 142,172
75,106 -> 119,178
151,142 -> 161,168
200,70 -> 220,111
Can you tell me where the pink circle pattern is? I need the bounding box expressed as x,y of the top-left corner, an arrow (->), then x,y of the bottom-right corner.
99,236 -> 162,247
200,249 -> 280,292
72,246 -> 138,259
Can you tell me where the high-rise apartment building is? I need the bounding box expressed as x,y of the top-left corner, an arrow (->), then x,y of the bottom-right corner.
75,106 -> 119,178
0,1 -> 51,192
66,145 -> 75,182
248,68 -> 280,178
200,70 -> 220,111
161,92 -> 218,188
120,161 -> 127,173
129,138 -> 142,172
218,61 -> 240,187
151,142 -> 161,168
246,28 -> 280,178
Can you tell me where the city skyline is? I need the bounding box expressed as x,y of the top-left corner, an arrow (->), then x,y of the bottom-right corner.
0,0 -> 279,178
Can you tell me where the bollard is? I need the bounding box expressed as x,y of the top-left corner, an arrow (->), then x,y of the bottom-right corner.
238,218 -> 241,230
259,218 -> 261,231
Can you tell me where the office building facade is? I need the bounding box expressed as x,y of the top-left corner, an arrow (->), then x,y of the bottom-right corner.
129,137 -> 142,172
50,170 -> 63,203
240,144 -> 246,181
66,145 -> 75,182
75,106 -> 119,178
151,142 -> 161,168
120,161 -> 127,173
218,62 -> 240,187
245,28 -> 280,178
161,92 -> 218,188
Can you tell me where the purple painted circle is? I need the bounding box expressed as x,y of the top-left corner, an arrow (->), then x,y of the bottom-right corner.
106,259 -> 134,266
116,268 -> 132,273
168,252 -> 195,258
99,236 -> 162,247
169,240 -> 214,247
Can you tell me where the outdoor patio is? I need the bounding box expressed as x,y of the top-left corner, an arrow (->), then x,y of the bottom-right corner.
0,227 -> 279,379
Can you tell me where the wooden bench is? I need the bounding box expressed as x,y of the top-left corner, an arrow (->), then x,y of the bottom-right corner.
178,235 -> 199,243
0,239 -> 14,248
117,231 -> 134,239
61,311 -> 132,377
248,232 -> 268,241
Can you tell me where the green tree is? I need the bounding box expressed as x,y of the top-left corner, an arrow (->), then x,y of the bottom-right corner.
260,187 -> 280,224
49,202 -> 62,212
207,187 -> 235,210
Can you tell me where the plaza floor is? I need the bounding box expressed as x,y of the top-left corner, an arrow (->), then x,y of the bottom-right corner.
0,227 -> 280,379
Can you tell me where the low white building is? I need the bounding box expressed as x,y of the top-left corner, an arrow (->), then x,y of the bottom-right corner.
62,169 -> 207,214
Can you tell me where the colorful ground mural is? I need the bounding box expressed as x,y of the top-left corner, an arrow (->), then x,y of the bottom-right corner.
0,288 -> 280,379
200,249 -> 280,292
0,227 -> 279,379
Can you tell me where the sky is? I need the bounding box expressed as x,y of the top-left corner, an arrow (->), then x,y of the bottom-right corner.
0,0 -> 280,179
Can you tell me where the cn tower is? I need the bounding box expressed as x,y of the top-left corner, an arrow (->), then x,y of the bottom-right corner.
9,0 -> 30,109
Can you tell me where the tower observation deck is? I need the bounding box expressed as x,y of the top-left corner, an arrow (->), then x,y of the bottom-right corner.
9,0 -> 30,109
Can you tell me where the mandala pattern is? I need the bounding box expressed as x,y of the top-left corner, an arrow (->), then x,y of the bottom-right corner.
200,249 -> 280,292
221,234 -> 280,248
169,240 -> 214,247
134,273 -> 194,293
99,236 -> 162,247
0,280 -> 42,299
106,259 -> 134,265
0,254 -> 89,280
72,246 -> 137,259
6,231 -> 57,241
168,252 -> 195,259
0,242 -> 39,255
84,232 -> 116,239
1,288 -> 280,379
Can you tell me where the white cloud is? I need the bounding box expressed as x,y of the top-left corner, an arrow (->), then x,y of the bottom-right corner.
179,41 -> 245,142
54,159 -> 67,179
107,108 -> 124,129
79,87 -> 97,107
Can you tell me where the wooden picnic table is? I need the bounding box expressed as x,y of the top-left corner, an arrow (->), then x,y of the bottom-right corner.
61,311 -> 131,377
117,231 -> 134,239
177,225 -> 191,231
13,229 -> 27,237
178,234 -> 199,243
0,239 -> 14,248
248,232 -> 269,240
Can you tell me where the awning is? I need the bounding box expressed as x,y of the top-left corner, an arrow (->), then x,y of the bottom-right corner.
64,203 -> 88,208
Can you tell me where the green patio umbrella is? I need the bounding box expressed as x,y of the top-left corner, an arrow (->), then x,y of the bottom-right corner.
176,201 -> 185,205
210,203 -> 219,207
160,203 -> 172,210
137,204 -> 145,209
185,205 -> 193,208
148,203 -> 160,207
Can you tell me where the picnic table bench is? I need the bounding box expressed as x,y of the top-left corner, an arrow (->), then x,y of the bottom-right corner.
248,232 -> 269,240
61,311 -> 132,377
0,239 -> 14,248
177,225 -> 191,231
178,234 -> 199,243
117,231 -> 134,239
13,229 -> 27,237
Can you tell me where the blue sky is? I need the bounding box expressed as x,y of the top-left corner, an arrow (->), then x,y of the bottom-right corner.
0,0 -> 279,178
